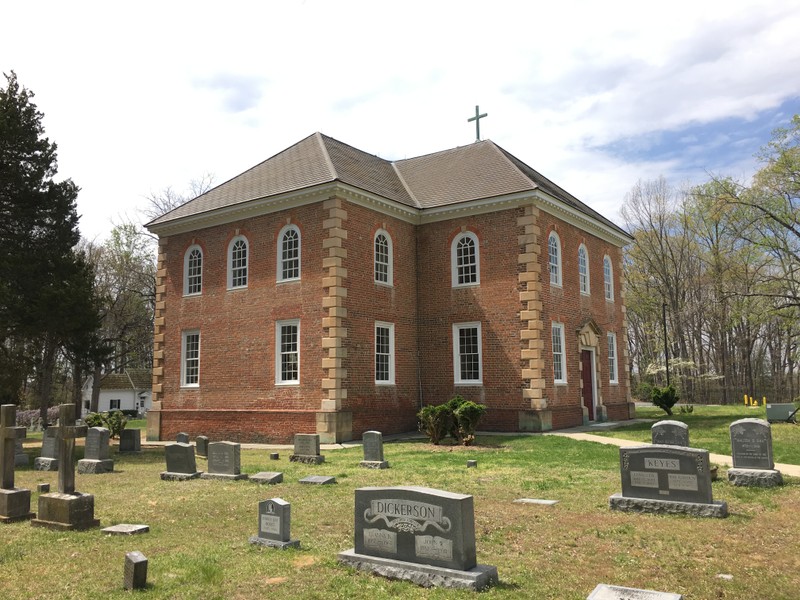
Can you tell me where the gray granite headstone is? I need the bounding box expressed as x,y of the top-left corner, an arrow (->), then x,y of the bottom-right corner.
123,551 -> 148,590
290,433 -> 324,464
15,437 -> 28,466
0,404 -> 34,522
201,441 -> 247,480
360,431 -> 389,469
587,584 -> 683,599
609,445 -> 727,518
160,442 -> 201,481
338,486 -> 499,590
249,497 -> 299,549
196,435 -> 209,458
176,432 -> 189,444
34,428 -> 59,471
651,420 -> 689,446
727,418 -> 782,487
118,428 -> 141,453
78,427 -> 114,474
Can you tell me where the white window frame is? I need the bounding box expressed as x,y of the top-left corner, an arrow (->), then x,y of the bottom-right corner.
578,244 -> 590,295
548,232 -> 562,287
608,332 -> 619,384
452,322 -> 483,385
374,230 -> 393,286
277,225 -> 301,282
374,321 -> 395,385
552,322 -> 566,384
227,235 -> 249,289
451,231 -> 480,287
181,330 -> 201,387
183,245 -> 203,296
603,255 -> 614,301
109,399 -> 121,410
275,319 -> 300,385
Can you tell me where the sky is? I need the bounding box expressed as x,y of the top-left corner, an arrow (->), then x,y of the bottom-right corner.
3,0 -> 800,242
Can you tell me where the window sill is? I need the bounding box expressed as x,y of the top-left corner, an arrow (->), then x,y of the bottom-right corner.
183,293 -> 202,298
452,282 -> 480,289
275,381 -> 299,387
375,382 -> 396,386
454,381 -> 483,386
180,384 -> 200,389
554,381 -> 568,386
277,278 -> 300,285
227,285 -> 248,292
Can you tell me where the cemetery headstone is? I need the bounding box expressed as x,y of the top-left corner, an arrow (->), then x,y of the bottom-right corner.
290,433 -> 325,464
0,404 -> 35,523
34,427 -> 59,471
727,418 -> 783,487
360,431 -> 389,469
176,432 -> 189,444
103,523 -> 150,535
15,436 -> 29,466
466,460 -> 477,468
31,404 -> 100,530
78,427 -> 114,474
249,497 -> 300,549
338,486 -> 499,590
250,471 -> 283,485
201,441 -> 248,480
651,420 -> 689,446
196,435 -> 209,458
160,442 -> 202,481
123,551 -> 148,590
118,428 -> 141,453
37,483 -> 50,493
609,445 -> 727,518
299,475 -> 336,485
270,452 -> 280,460
587,584 -> 683,599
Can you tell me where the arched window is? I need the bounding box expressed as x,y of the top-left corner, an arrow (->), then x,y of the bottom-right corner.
603,255 -> 614,301
578,244 -> 590,295
183,245 -> 203,296
374,230 -> 393,285
451,231 -> 480,287
228,236 -> 248,289
548,232 -> 562,286
277,225 -> 300,282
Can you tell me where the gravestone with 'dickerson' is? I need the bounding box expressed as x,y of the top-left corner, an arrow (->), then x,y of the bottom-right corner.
360,431 -> 389,469
0,404 -> 35,523
727,418 -> 783,487
249,497 -> 299,549
290,433 -> 324,464
31,404 -> 100,530
77,427 -> 114,474
160,442 -> 202,480
201,441 -> 248,481
338,486 -> 498,590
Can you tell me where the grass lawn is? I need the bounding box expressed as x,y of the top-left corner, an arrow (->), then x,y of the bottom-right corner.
3,425 -> 799,599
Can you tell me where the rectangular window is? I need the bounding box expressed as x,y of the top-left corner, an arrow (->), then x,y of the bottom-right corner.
608,332 -> 618,384
109,399 -> 121,410
452,322 -> 482,384
181,330 -> 200,387
375,322 -> 395,384
552,323 -> 566,384
276,320 -> 299,384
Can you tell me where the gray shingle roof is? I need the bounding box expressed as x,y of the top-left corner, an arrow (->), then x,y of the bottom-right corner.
147,133 -> 628,239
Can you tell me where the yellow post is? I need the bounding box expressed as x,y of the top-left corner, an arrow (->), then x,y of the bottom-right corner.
744,394 -> 747,405
763,397 -> 767,406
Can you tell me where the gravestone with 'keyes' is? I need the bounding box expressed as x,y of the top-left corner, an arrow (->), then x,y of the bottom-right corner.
727,418 -> 783,487
651,420 -> 689,447
249,497 -> 299,549
609,445 -> 727,518
160,443 -> 202,481
201,441 -> 248,481
78,427 -> 114,474
360,431 -> 389,469
34,428 -> 59,471
0,404 -> 35,522
289,433 -> 324,464
338,486 -> 499,590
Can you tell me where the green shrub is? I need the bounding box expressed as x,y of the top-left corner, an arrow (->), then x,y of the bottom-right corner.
83,410 -> 128,439
651,385 -> 679,416
452,400 -> 487,446
417,395 -> 487,446
417,404 -> 452,445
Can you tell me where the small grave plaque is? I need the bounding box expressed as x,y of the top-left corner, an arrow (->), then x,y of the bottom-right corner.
609,445 -> 727,518
103,523 -> 150,535
37,483 -> 50,493
290,434 -> 324,464
34,428 -> 59,471
651,420 -> 689,446
587,583 -> 683,599
118,428 -> 141,453
250,471 -> 283,485
78,427 -> 114,474
160,442 -> 202,481
123,551 -> 148,590
249,497 -> 299,549
176,432 -> 189,444
466,460 -> 477,468
727,418 -> 782,487
513,498 -> 559,506
269,452 -> 279,460
201,441 -> 248,481
338,486 -> 499,590
299,475 -> 336,485
196,435 -> 209,458
360,431 -> 389,469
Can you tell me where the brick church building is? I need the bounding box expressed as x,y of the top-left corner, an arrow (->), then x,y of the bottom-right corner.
145,133 -> 634,443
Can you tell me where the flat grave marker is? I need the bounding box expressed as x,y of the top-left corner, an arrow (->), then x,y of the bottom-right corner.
299,475 -> 336,485
103,523 -> 150,535
588,583 -> 683,599
250,471 -> 283,485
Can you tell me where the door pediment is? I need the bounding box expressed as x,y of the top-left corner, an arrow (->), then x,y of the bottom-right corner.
577,319 -> 601,348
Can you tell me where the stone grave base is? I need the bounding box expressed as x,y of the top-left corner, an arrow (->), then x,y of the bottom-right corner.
727,468 -> 783,487
160,471 -> 202,481
77,459 -> 114,474
200,472 -> 249,481
249,535 -> 300,549
0,488 -> 35,523
338,549 -> 498,591
289,454 -> 325,465
359,460 -> 389,469
31,492 -> 100,531
33,457 -> 58,471
609,493 -> 728,518
250,472 -> 283,485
